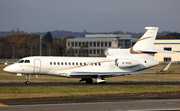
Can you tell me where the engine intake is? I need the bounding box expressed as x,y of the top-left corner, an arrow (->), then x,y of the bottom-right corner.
115,58 -> 139,67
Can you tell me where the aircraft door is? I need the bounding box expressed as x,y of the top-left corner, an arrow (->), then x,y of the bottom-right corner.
34,59 -> 41,74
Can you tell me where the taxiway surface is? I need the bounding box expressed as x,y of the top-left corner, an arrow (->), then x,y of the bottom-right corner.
1,99 -> 180,111
0,82 -> 180,86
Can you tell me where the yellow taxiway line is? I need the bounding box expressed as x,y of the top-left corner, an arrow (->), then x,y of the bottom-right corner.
0,102 -> 8,106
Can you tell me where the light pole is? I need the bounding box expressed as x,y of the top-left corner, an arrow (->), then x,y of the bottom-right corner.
40,36 -> 42,56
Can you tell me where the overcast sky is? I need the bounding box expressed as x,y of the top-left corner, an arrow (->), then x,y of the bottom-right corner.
0,0 -> 180,33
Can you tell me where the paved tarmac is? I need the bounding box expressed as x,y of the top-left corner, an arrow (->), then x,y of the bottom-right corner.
0,82 -> 180,87
1,99 -> 180,111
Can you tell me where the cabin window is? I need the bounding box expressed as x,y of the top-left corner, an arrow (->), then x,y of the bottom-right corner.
69,62 -> 71,65
72,62 -> 74,65
98,63 -> 101,66
76,62 -> 78,65
18,60 -> 24,63
54,62 -> 56,65
61,62 -> 63,65
25,60 -> 30,63
95,63 -> 97,66
57,62 -> 60,65
84,63 -> 86,65
65,62 -> 67,65
80,63 -> 82,66
91,63 -> 93,66
50,62 -> 52,65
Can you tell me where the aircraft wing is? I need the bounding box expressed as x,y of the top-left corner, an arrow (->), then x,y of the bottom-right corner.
70,62 -> 171,78
70,71 -> 156,78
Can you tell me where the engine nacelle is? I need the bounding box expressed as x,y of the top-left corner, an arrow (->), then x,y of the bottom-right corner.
115,58 -> 139,67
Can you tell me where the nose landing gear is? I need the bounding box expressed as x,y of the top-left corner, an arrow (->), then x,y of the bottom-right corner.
25,74 -> 31,85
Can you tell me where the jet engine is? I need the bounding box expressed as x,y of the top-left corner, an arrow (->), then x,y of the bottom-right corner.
115,58 -> 139,67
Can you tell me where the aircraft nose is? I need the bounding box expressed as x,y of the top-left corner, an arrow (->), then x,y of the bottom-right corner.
3,66 -> 10,72
3,65 -> 17,73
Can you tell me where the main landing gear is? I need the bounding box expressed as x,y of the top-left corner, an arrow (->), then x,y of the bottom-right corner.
79,77 -> 106,84
25,74 -> 31,85
79,78 -> 93,84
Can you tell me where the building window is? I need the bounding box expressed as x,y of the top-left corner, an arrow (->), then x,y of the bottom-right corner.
72,42 -> 74,47
164,57 -> 171,61
109,42 -> 111,47
93,42 -> 96,47
90,50 -> 92,54
79,42 -> 81,47
68,42 -> 70,47
93,50 -> 96,54
97,50 -> 100,54
82,42 -> 85,46
105,42 -> 107,47
101,42 -> 103,47
97,42 -> 100,47
75,50 -> 77,54
90,42 -> 92,47
164,47 -> 172,51
75,42 -> 77,47
86,42 -> 88,46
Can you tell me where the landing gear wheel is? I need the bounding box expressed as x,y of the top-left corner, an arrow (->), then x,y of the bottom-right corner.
25,74 -> 31,85
86,78 -> 93,84
25,81 -> 29,85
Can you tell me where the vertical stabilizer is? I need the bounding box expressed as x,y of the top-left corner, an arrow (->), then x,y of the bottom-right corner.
133,27 -> 159,52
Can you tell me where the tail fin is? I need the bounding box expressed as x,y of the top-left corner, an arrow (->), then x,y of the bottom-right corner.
133,27 -> 158,52
131,27 -> 176,54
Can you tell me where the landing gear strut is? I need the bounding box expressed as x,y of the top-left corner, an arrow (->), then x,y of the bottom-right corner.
79,78 -> 93,84
25,74 -> 31,85
97,76 -> 105,84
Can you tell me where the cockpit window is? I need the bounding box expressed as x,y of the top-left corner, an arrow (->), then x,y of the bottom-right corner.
18,60 -> 24,63
25,60 -> 30,63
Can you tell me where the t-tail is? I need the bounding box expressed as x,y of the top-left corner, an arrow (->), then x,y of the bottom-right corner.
131,27 -> 175,54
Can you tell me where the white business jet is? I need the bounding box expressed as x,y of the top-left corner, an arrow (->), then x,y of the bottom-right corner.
3,27 -> 173,85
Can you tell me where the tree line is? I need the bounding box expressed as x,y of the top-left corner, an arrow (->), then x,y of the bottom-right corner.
0,29 -> 179,59
0,32 -> 77,59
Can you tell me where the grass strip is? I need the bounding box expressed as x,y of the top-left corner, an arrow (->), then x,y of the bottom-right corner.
0,85 -> 180,100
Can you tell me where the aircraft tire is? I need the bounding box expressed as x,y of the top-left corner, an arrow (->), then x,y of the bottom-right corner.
25,81 -> 29,85
86,78 -> 93,84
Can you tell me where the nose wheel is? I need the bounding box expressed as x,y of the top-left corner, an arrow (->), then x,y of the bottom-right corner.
25,74 -> 31,85
25,81 -> 29,85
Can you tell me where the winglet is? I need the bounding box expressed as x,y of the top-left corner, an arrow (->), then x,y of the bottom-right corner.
160,62 -> 172,72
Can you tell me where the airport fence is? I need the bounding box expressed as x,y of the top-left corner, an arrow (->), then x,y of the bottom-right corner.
0,59 -> 20,63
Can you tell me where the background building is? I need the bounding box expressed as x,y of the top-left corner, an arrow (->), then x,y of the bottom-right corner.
154,39 -> 180,62
66,34 -> 138,57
